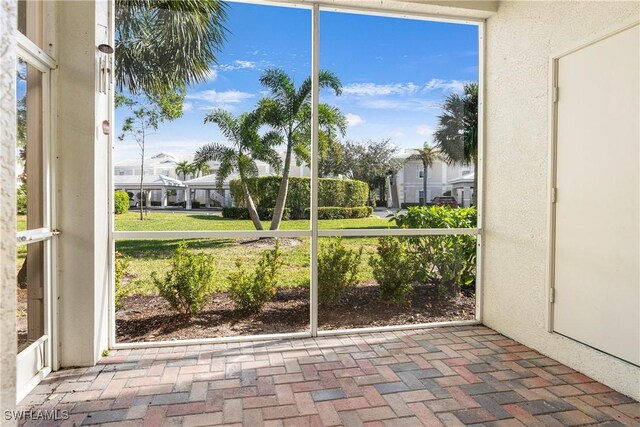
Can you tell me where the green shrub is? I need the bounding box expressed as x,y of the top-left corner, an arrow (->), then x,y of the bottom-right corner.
228,240 -> 282,312
390,206 -> 477,298
114,191 -> 129,214
230,177 -> 369,219
114,251 -> 131,311
318,238 -> 363,305
304,206 -> 373,220
16,183 -> 27,215
370,237 -> 414,305
151,242 -> 216,317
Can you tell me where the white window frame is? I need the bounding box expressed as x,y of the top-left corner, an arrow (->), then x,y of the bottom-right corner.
15,32 -> 58,403
109,1 -> 485,349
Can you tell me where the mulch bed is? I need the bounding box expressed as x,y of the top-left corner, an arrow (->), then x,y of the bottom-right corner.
116,282 -> 475,342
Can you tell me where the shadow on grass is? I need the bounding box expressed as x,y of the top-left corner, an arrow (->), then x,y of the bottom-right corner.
115,238 -> 237,259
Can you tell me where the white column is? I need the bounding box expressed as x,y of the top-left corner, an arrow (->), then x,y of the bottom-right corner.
206,189 -> 211,208
0,0 -> 17,412
56,0 -> 111,367
161,188 -> 167,208
186,188 -> 192,209
224,189 -> 232,207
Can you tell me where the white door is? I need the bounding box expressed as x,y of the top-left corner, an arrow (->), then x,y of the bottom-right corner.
552,24 -> 639,366
15,42 -> 57,402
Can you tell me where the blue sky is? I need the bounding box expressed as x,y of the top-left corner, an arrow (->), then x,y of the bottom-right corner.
114,2 -> 478,163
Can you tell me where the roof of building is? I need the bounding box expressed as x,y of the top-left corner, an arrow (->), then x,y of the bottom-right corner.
113,174 -> 187,188
448,172 -> 475,185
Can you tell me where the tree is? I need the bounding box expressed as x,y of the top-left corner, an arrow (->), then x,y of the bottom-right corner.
115,0 -> 228,101
191,159 -> 211,178
433,83 -> 478,204
195,109 -> 282,231
342,139 -> 402,205
407,144 -> 441,205
175,160 -> 191,181
118,94 -> 181,220
258,68 -> 342,230
316,104 -> 347,177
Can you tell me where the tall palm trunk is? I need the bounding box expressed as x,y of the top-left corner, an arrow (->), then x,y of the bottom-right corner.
270,141 -> 292,230
422,160 -> 428,206
242,180 -> 263,231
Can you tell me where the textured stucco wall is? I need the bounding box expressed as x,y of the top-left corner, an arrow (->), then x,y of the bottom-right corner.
483,1 -> 640,399
0,0 -> 17,417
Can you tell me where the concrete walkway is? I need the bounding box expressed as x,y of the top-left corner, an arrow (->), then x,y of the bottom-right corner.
17,325 -> 639,426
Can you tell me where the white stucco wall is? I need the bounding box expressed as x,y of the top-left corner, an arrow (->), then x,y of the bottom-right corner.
0,0 -> 17,417
483,1 -> 640,399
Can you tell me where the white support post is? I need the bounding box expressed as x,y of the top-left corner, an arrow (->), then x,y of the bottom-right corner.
310,3 -> 320,337
186,188 -> 192,209
161,188 -> 167,208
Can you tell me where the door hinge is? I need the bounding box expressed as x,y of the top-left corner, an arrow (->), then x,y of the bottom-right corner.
552,86 -> 559,103
551,188 -> 557,204
550,287 -> 555,303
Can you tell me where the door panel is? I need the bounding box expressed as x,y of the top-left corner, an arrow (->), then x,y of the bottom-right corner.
553,25 -> 639,366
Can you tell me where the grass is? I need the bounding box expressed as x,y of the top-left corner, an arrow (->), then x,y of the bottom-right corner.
115,210 -> 393,231
19,211 -> 388,295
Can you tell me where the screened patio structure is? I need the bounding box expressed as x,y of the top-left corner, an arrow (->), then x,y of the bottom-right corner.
1,0 -> 638,424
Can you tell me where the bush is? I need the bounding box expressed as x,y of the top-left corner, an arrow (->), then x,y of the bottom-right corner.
114,251 -> 131,311
230,177 -> 369,219
228,240 -> 282,312
390,206 -> 477,298
150,201 -> 161,207
370,237 -> 414,305
114,191 -> 129,214
303,206 -> 373,220
222,206 -> 291,220
318,238 -> 363,305
16,183 -> 27,215
151,242 -> 216,317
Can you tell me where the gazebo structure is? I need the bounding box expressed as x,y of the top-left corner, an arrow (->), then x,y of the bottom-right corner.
113,175 -> 186,208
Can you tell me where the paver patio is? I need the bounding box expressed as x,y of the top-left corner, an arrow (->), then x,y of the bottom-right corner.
17,325 -> 639,426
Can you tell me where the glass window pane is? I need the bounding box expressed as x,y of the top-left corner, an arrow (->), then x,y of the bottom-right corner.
319,11 -> 479,228
113,1 -> 311,233
115,238 -> 310,343
16,58 -> 44,231
16,241 -> 45,353
318,236 -> 476,331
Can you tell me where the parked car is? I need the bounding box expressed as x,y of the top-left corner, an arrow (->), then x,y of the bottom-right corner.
129,198 -> 139,208
431,196 -> 458,207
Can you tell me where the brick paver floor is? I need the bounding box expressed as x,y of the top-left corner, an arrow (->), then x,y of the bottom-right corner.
17,325 -> 640,426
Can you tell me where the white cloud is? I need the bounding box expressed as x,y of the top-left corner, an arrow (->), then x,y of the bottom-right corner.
182,102 -> 193,112
218,60 -> 257,71
342,82 -> 420,97
186,89 -> 254,107
356,98 -> 438,112
345,113 -> 364,126
204,68 -> 218,82
424,79 -> 466,93
416,125 -> 435,138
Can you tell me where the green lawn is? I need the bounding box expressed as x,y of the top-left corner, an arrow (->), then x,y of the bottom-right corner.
114,211 -> 388,296
17,212 -> 389,293
115,211 -> 393,231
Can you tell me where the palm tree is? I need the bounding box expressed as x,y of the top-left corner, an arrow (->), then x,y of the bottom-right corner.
408,144 -> 441,206
191,159 -> 211,178
175,161 -> 191,181
258,68 -> 343,230
115,0 -> 228,98
195,109 -> 282,231
433,83 -> 478,204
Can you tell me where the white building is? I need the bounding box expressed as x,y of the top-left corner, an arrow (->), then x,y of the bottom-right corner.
388,149 -> 475,208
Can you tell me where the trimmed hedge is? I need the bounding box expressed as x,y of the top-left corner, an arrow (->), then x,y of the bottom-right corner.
230,177 -> 369,219
222,206 -> 291,221
114,191 -> 129,214
304,206 -> 373,220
